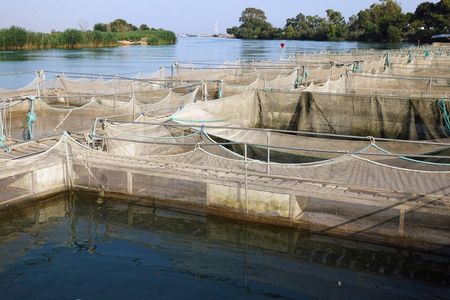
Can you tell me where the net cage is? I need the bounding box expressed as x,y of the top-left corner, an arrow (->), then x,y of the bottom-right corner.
0,46 -> 449,246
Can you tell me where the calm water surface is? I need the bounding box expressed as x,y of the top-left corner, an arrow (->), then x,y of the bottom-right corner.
0,38 -> 412,89
0,192 -> 448,299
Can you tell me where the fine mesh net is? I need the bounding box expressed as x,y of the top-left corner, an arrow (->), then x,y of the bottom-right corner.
0,46 -> 449,246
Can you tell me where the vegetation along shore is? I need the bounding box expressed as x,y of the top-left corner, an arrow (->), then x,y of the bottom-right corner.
0,19 -> 176,50
227,0 -> 449,43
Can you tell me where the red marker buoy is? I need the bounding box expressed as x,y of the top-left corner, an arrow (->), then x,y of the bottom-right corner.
280,43 -> 285,58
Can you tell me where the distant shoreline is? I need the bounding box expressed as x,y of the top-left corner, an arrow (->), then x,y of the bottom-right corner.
177,34 -> 235,39
0,26 -> 177,51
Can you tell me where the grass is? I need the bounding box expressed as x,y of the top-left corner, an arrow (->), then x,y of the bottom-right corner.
0,26 -> 177,50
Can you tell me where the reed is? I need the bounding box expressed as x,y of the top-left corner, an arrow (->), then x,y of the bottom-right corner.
0,26 -> 177,50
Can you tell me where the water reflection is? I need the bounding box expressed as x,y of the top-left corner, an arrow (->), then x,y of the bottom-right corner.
0,192 -> 448,299
0,51 -> 31,62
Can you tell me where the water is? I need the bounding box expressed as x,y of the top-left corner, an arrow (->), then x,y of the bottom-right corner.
0,192 -> 448,299
0,37 -> 412,89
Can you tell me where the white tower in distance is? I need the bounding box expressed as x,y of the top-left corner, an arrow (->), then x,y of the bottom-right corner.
214,20 -> 219,36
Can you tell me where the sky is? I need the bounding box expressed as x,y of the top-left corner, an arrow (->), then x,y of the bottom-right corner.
1,0 -> 432,35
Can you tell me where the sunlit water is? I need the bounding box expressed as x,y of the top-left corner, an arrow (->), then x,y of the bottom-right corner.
0,192 -> 448,299
0,37 -> 412,89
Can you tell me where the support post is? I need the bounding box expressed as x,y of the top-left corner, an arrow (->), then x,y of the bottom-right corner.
399,209 -> 405,237
429,77 -> 432,97
244,143 -> 248,215
31,169 -> 37,197
266,130 -> 270,175
127,172 -> 133,194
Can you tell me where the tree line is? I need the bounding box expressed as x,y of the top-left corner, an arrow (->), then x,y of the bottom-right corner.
0,19 -> 176,50
93,19 -> 154,33
226,0 -> 450,43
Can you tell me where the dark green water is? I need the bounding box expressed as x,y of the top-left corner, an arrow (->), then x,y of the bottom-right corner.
0,192 -> 448,299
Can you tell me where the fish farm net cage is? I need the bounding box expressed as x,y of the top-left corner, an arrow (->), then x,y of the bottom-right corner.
0,46 -> 449,247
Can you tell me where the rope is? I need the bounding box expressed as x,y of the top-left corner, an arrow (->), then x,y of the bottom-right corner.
437,99 -> 450,131
53,109 -> 72,132
0,112 -> 10,153
107,123 -> 202,139
27,97 -> 36,139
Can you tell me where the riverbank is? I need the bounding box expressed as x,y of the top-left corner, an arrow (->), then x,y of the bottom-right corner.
0,26 -> 177,50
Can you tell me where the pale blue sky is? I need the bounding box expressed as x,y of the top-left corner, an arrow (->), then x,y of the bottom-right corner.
2,0 -> 431,35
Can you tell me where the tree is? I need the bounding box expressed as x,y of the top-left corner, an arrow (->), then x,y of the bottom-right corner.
239,7 -> 267,24
284,13 -> 309,39
284,24 -> 295,39
226,26 -> 239,36
414,1 -> 435,29
435,0 -> 450,30
347,0 -> 407,42
139,24 -> 150,31
228,7 -> 276,39
326,9 -> 346,40
93,23 -> 107,32
78,19 -> 89,32
110,19 -> 130,32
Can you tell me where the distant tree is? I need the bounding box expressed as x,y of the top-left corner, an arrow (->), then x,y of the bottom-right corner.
284,24 -> 295,39
414,1 -> 436,29
413,0 -> 450,30
326,9 -> 346,40
435,0 -> 450,30
347,15 -> 361,40
239,7 -> 267,24
228,0 -> 448,42
227,26 -> 239,36
227,7 -> 276,39
139,24 -> 150,31
93,23 -> 107,32
78,19 -> 89,32
307,15 -> 328,40
348,0 -> 407,42
284,13 -> 309,39
407,0 -> 450,42
110,19 -> 130,32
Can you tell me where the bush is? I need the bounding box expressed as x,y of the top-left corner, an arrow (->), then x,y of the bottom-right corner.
61,29 -> 84,47
0,26 -> 27,49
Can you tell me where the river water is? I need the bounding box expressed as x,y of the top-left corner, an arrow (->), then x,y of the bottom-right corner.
0,192 -> 448,299
0,37 -> 411,89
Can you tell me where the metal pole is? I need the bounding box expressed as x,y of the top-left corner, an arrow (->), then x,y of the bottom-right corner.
267,130 -> 270,175
430,77 -> 432,97
244,143 -> 248,215
36,71 -> 41,98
